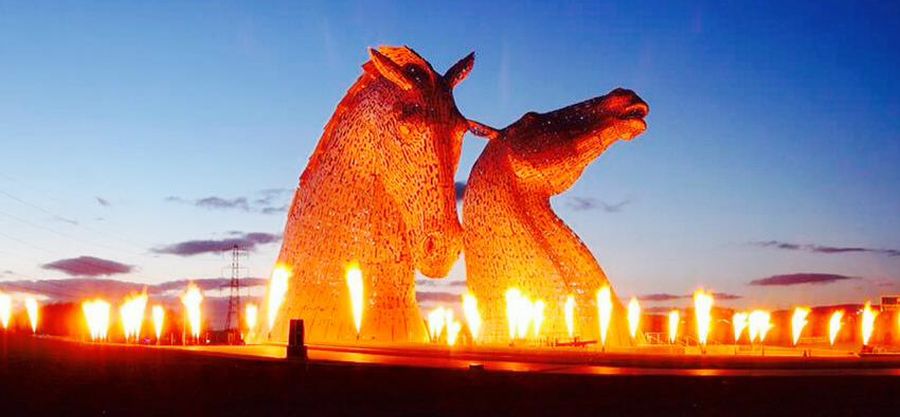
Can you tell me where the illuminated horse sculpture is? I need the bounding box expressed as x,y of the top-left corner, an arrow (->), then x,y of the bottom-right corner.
464,88 -> 649,345
267,46 -> 475,344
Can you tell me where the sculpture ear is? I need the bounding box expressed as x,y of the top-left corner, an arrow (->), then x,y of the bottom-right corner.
444,52 -> 475,89
368,48 -> 414,91
467,120 -> 500,140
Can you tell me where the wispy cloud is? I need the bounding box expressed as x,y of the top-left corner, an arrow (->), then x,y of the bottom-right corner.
750,240 -> 900,257
166,188 -> 292,215
95,197 -> 111,207
638,291 -> 742,302
151,232 -> 281,256
42,256 -> 133,277
566,197 -> 631,213
52,216 -> 79,226
748,273 -> 859,287
416,291 -> 462,303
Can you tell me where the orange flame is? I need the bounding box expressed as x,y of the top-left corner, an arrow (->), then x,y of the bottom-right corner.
462,293 -> 481,341
596,286 -> 613,346
627,297 -> 641,340
828,310 -> 844,346
668,310 -> 680,343
748,310 -> 772,343
564,295 -> 576,339
732,312 -> 748,343
861,301 -> 878,346
0,292 -> 10,330
346,263 -> 364,336
82,299 -> 110,341
445,309 -> 462,346
245,303 -> 258,334
693,290 -> 713,345
181,283 -> 203,340
791,307 -> 810,346
427,306 -> 447,342
120,292 -> 148,341
266,265 -> 291,331
504,288 -> 544,340
25,297 -> 38,333
152,305 -> 165,341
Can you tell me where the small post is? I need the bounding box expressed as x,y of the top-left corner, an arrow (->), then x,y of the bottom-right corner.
287,319 -> 307,361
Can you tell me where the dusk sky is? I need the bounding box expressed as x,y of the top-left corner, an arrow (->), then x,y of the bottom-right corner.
1,1 -> 898,310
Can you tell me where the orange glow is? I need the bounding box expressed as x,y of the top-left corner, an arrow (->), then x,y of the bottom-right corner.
181,283 -> 203,340
346,263 -> 364,335
791,307 -> 810,346
82,299 -> 110,341
861,301 -> 878,346
266,265 -> 291,331
564,295 -> 576,339
0,292 -> 10,330
693,289 -> 713,345
828,310 -> 844,346
747,310 -> 772,343
596,286 -> 613,346
25,297 -> 38,333
732,312 -> 748,343
462,293 -> 481,341
245,303 -> 258,334
627,297 -> 641,340
668,310 -> 680,343
152,305 -> 165,341
119,292 -> 148,341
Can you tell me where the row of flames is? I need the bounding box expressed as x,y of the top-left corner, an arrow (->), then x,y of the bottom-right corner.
0,265 -> 891,350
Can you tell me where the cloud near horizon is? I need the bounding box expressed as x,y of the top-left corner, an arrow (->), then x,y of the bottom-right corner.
750,240 -> 900,257
151,232 -> 281,256
42,256 -> 134,277
638,291 -> 742,302
566,197 -> 631,213
166,188 -> 292,215
748,273 -> 859,287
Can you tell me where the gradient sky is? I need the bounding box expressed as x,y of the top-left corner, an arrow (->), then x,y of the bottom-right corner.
1,1 -> 898,310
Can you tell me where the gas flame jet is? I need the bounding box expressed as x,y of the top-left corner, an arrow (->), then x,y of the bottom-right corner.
346,263 -> 364,336
181,283 -> 203,340
152,305 -> 165,341
266,265 -> 290,332
444,308 -> 462,346
668,310 -> 680,343
120,292 -> 148,341
732,312 -> 748,343
82,299 -> 110,341
0,292 -> 10,330
627,297 -> 641,340
462,293 -> 481,341
748,310 -> 772,343
532,300 -> 545,338
693,290 -> 713,346
564,295 -> 576,339
596,286 -> 613,347
861,301 -> 878,346
427,306 -> 447,342
828,310 -> 844,346
791,307 -> 810,346
25,297 -> 38,333
505,288 -> 522,339
245,303 -> 258,335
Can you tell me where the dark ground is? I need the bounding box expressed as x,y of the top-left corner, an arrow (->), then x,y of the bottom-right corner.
1,334 -> 899,417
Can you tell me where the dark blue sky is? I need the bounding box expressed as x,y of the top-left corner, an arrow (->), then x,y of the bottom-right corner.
1,1 -> 898,308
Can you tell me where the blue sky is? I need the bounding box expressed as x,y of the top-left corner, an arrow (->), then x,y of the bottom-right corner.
0,1 -> 898,309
